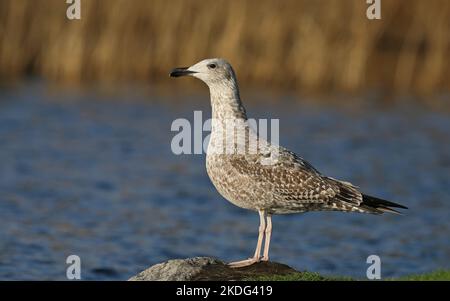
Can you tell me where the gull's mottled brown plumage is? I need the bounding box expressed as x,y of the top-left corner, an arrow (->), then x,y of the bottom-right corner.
171,58 -> 407,267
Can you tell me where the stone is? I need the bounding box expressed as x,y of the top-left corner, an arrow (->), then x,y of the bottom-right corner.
128,257 -> 298,281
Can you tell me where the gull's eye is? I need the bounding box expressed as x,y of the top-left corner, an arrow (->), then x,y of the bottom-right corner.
207,63 -> 217,69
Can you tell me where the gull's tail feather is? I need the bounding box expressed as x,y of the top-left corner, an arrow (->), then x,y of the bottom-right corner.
361,194 -> 408,214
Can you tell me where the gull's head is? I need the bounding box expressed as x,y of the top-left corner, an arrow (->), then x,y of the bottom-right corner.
170,58 -> 236,87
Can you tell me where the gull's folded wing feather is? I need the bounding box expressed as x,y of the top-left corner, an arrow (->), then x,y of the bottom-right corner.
228,147 -> 381,214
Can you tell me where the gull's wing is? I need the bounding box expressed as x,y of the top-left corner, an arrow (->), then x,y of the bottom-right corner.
228,147 -> 380,214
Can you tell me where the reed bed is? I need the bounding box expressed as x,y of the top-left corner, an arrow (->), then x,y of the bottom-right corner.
0,0 -> 449,97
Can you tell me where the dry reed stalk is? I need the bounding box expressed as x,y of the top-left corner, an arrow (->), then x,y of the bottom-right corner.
0,0 -> 448,99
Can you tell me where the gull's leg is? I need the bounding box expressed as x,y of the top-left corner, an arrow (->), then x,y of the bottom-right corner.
261,214 -> 272,262
253,210 -> 266,260
228,210 -> 266,268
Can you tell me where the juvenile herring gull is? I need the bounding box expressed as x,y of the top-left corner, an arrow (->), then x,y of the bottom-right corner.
170,58 -> 407,268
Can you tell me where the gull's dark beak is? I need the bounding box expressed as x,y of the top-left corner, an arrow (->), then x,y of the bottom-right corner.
170,67 -> 197,77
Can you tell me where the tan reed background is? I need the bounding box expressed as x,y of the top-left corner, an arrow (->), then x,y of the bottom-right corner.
0,0 -> 449,97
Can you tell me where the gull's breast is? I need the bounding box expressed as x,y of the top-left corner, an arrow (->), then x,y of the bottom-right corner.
206,154 -> 273,211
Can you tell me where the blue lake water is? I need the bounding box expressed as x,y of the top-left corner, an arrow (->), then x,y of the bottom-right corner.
0,84 -> 449,280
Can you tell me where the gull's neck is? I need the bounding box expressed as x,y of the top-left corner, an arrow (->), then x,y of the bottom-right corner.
207,78 -> 261,156
209,80 -> 247,121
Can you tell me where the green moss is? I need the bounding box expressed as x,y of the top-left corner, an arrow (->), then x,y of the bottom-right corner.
246,271 -> 353,281
389,269 -> 450,281
246,269 -> 450,281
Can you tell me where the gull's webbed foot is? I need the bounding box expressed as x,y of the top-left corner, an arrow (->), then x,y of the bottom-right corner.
227,257 -> 260,268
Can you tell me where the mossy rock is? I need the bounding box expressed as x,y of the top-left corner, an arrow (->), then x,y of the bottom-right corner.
129,257 -> 450,281
130,257 -> 309,281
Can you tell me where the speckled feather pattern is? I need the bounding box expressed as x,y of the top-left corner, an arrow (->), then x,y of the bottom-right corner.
171,58 -> 391,215
203,66 -> 381,215
206,145 -> 377,215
